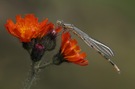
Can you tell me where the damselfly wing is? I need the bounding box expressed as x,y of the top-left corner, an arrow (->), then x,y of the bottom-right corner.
57,20 -> 120,73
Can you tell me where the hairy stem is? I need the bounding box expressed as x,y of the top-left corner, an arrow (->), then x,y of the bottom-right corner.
22,62 -> 37,89
22,61 -> 52,89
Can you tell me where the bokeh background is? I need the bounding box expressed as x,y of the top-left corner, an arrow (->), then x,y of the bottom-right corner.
0,0 -> 135,89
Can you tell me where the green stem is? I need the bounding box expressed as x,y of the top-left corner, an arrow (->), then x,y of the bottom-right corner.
22,61 -> 52,89
22,62 -> 37,89
38,62 -> 52,69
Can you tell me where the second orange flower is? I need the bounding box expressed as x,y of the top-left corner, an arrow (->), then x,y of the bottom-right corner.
53,32 -> 88,66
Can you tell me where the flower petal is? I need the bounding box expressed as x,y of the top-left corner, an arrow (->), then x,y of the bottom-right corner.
60,32 -> 88,66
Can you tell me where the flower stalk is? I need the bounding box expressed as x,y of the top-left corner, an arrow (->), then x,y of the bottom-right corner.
23,61 -> 52,89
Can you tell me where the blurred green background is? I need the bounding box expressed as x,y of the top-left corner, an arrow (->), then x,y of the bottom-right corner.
0,0 -> 135,89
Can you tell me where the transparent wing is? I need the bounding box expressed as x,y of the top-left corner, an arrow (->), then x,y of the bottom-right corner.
72,26 -> 114,59
72,26 -> 120,73
56,20 -> 120,73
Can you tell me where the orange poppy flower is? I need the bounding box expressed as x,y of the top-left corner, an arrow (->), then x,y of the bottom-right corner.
53,32 -> 88,66
5,14 -> 54,42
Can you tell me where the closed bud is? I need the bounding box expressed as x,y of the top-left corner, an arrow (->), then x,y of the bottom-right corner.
31,43 -> 45,62
22,39 -> 35,51
41,30 -> 57,51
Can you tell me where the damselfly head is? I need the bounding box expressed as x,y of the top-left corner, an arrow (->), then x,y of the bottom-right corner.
56,20 -> 63,26
57,20 -> 73,29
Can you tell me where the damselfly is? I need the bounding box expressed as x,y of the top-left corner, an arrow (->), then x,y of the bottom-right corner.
57,20 -> 120,73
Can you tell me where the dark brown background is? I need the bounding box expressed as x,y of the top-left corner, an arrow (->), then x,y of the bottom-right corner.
0,0 -> 135,89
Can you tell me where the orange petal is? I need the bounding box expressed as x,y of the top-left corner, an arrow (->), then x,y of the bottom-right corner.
74,59 -> 88,66
16,15 -> 22,22
65,53 -> 81,62
55,26 -> 62,33
39,18 -> 48,29
61,32 -> 71,53
62,32 -> 70,46
79,52 -> 86,58
5,19 -> 19,37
